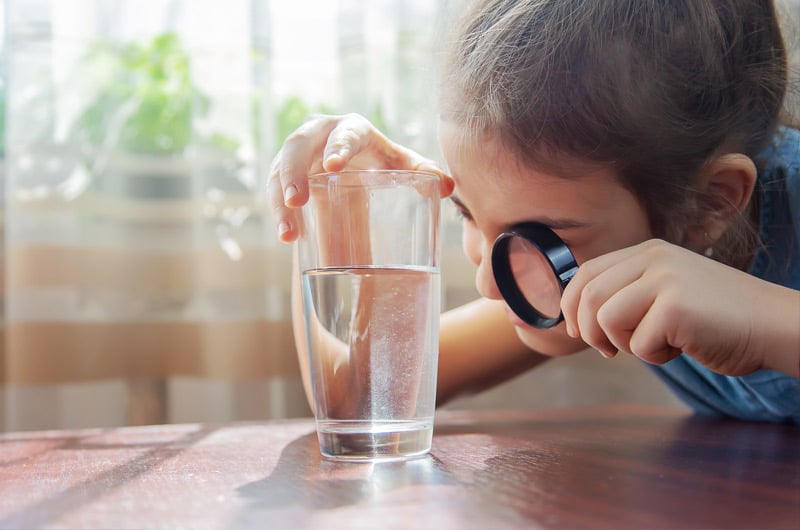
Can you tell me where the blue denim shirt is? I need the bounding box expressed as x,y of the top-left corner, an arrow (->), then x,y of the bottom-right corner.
648,127 -> 800,423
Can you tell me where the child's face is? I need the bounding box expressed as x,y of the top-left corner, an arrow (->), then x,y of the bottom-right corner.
439,120 -> 653,341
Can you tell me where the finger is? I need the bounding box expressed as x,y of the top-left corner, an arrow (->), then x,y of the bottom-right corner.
595,278 -> 655,355
323,113 -> 418,171
415,160 -> 455,198
562,254 -> 645,349
627,298 -> 683,365
267,158 -> 298,243
561,246 -> 639,335
575,299 -> 618,358
561,240 -> 668,337
323,115 -> 455,198
279,116 -> 340,208
322,114 -> 376,172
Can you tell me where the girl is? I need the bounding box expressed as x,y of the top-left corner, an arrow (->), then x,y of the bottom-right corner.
269,0 -> 800,423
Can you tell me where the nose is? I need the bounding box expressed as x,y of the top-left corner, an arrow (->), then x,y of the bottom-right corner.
475,241 -> 503,301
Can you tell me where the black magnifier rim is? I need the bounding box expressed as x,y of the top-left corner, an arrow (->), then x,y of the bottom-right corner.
491,222 -> 579,329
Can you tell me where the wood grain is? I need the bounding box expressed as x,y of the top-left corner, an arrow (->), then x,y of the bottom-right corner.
0,405 -> 797,529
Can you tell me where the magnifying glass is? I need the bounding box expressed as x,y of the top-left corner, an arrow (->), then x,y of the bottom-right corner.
491,222 -> 579,329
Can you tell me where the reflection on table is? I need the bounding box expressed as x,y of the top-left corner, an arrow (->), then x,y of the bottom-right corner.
0,405 -> 798,529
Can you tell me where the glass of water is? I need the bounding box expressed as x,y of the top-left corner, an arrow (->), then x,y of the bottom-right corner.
297,169 -> 441,461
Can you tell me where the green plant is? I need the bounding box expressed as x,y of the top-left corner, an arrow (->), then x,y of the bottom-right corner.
72,32 -> 237,155
70,32 -> 391,159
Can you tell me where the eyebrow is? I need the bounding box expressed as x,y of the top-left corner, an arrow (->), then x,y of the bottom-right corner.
449,195 -> 590,230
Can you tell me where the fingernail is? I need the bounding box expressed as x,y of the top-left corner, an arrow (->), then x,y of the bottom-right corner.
284,185 -> 298,204
600,349 -> 618,359
278,221 -> 291,238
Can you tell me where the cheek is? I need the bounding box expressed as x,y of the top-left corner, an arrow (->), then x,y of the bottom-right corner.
513,325 -> 551,354
461,223 -> 482,266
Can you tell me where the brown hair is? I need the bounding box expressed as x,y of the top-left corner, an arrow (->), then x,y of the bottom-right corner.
442,0 -> 789,269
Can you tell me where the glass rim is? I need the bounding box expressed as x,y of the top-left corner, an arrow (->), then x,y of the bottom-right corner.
307,169 -> 441,187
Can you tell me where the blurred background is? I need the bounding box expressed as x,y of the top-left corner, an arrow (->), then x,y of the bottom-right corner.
0,0 -> 797,431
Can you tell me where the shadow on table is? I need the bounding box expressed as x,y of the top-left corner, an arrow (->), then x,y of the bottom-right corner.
234,430 -> 532,529
237,432 -> 457,511
235,413 -> 800,529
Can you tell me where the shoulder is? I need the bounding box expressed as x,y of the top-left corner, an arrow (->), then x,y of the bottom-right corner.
757,127 -> 800,186
749,127 -> 800,287
756,126 -> 800,218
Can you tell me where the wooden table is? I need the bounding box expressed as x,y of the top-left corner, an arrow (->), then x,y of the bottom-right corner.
1,405 -> 798,529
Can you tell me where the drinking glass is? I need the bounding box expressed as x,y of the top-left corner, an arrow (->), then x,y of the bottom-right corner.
297,169 -> 441,461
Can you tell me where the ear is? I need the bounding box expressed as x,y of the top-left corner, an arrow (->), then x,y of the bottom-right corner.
683,153 -> 757,251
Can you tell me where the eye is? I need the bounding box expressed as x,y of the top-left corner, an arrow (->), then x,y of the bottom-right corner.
448,199 -> 474,223
454,208 -> 473,222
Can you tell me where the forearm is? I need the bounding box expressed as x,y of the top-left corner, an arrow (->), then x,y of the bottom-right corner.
291,245 -> 315,409
435,298 -> 585,405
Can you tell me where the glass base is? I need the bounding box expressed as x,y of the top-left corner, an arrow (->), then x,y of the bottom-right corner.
316,419 -> 433,462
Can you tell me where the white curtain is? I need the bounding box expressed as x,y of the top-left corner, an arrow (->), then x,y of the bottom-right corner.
0,0 -> 471,431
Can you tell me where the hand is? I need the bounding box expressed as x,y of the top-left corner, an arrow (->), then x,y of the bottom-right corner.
560,239 -> 799,376
268,113 -> 454,243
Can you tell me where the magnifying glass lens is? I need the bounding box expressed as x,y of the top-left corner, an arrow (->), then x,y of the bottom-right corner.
492,222 -> 578,329
507,237 -> 563,319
